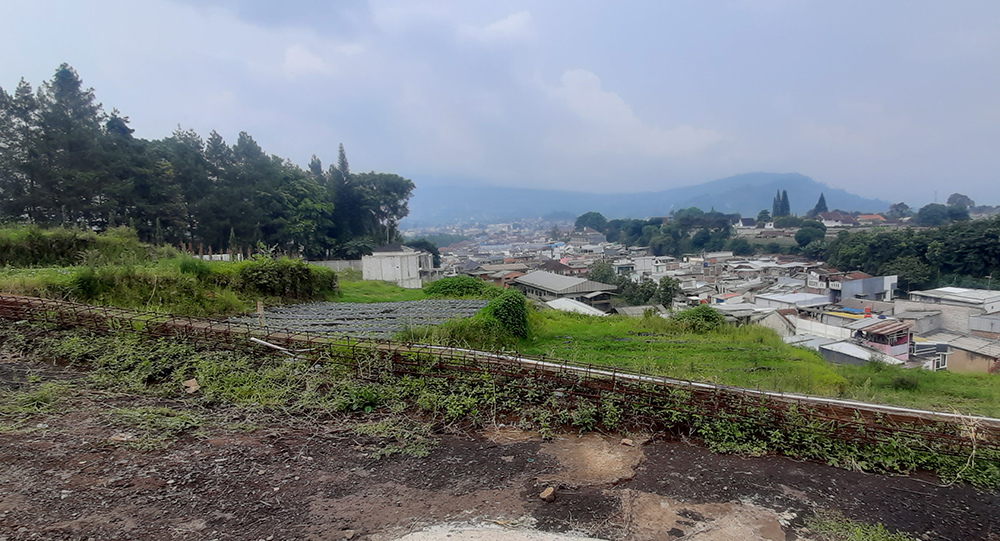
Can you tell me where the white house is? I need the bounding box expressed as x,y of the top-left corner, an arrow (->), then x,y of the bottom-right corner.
362,243 -> 425,289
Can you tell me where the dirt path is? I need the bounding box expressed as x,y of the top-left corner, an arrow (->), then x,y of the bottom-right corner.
2,357 -> 999,540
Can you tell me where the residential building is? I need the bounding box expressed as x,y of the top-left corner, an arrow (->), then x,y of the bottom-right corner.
362,243 -> 427,289
512,271 -> 617,312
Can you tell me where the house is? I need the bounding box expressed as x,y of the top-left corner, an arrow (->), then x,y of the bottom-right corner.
921,332 -> 1000,373
734,217 -> 756,229
896,287 -> 1000,334
847,317 -> 912,361
537,260 -> 573,276
512,270 -> 618,312
856,214 -> 887,226
816,212 -> 859,227
569,227 -> 606,245
362,243 -> 427,289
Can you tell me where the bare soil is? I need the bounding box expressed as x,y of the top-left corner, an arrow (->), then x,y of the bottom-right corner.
2,355 -> 999,541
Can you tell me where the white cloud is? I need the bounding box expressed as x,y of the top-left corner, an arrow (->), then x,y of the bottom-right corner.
542,69 -> 724,156
459,11 -> 535,43
282,44 -> 330,77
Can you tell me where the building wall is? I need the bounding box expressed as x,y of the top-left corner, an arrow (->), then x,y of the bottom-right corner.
362,253 -> 421,289
308,259 -> 363,271
894,300 -> 978,334
946,349 -> 997,374
794,318 -> 853,340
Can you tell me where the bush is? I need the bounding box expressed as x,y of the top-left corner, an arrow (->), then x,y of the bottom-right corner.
236,257 -> 338,299
0,226 -> 150,267
480,288 -> 530,339
672,304 -> 727,333
423,276 -> 501,299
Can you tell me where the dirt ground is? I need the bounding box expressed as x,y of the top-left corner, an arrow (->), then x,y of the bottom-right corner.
2,356 -> 1000,541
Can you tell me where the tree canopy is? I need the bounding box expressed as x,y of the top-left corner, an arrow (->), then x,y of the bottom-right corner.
575,211 -> 607,232
0,64 -> 414,258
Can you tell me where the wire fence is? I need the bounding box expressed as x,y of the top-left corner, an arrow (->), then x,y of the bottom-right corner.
2,293 -> 998,455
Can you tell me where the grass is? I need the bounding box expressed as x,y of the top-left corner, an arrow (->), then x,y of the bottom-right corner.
514,310 -> 1000,417
337,280 -> 427,303
3,319 -> 999,487
519,311 -> 847,396
807,510 -> 916,541
0,255 -> 338,317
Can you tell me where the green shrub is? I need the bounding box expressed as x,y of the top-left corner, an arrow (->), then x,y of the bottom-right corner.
672,304 -> 727,333
178,257 -> 211,279
480,288 -> 530,338
0,225 -> 150,267
236,257 -> 338,299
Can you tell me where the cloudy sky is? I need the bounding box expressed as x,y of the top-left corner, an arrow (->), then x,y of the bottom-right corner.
3,0 -> 999,204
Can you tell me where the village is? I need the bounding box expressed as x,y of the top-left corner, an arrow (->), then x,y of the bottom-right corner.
361,214 -> 1000,376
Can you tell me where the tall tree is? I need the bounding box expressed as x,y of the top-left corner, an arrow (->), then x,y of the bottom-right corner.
780,190 -> 790,217
812,192 -> 828,215
772,190 -> 781,218
337,143 -> 350,180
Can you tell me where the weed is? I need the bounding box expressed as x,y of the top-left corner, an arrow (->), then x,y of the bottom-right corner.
806,509 -> 916,541
108,406 -> 203,450
353,417 -> 438,458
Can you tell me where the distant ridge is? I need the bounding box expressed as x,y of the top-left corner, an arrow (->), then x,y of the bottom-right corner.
402,173 -> 889,226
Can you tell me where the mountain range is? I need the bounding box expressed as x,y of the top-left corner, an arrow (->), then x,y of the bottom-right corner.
401,173 -> 890,227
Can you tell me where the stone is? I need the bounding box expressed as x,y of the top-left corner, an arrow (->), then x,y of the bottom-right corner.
343,530 -> 356,540
540,487 -> 556,502
183,378 -> 200,393
621,438 -> 635,446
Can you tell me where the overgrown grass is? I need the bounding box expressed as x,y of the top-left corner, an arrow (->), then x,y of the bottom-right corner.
0,225 -> 160,267
0,255 -> 339,316
519,310 -> 847,396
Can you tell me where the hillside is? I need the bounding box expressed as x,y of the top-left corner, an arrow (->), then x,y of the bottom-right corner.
402,173 -> 889,226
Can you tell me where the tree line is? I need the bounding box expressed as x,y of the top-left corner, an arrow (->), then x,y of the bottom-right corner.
824,217 -> 1000,291
0,64 -> 414,258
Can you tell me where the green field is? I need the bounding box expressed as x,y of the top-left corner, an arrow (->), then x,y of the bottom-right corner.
515,310 -> 1000,417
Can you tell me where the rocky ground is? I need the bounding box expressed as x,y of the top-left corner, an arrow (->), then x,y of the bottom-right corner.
2,355 -> 999,541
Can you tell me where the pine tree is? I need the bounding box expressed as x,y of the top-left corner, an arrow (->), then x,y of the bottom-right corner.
813,193 -> 828,215
780,190 -> 790,216
772,190 -> 781,218
337,143 -> 350,180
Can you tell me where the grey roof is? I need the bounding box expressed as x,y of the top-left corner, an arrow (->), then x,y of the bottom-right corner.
513,271 -> 617,295
909,287 -> 1000,306
924,332 -> 1000,358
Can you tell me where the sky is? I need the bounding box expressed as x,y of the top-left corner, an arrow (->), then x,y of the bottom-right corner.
2,0 -> 999,205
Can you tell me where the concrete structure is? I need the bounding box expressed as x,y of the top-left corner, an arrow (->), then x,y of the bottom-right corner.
362,243 -> 425,289
971,314 -> 1000,340
512,271 -> 617,312
569,228 -> 606,245
907,287 -> 1000,314
754,292 -> 831,310
308,259 -> 363,272
819,341 -> 903,366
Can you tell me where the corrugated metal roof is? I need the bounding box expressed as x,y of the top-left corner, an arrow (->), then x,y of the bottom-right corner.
820,341 -> 904,364
514,271 -> 617,295
846,318 -> 912,334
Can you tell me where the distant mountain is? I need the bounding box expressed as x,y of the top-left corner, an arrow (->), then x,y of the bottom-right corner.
401,172 -> 889,227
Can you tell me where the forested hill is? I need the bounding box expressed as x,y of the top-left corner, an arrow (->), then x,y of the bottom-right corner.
0,64 -> 413,258
403,173 -> 888,226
